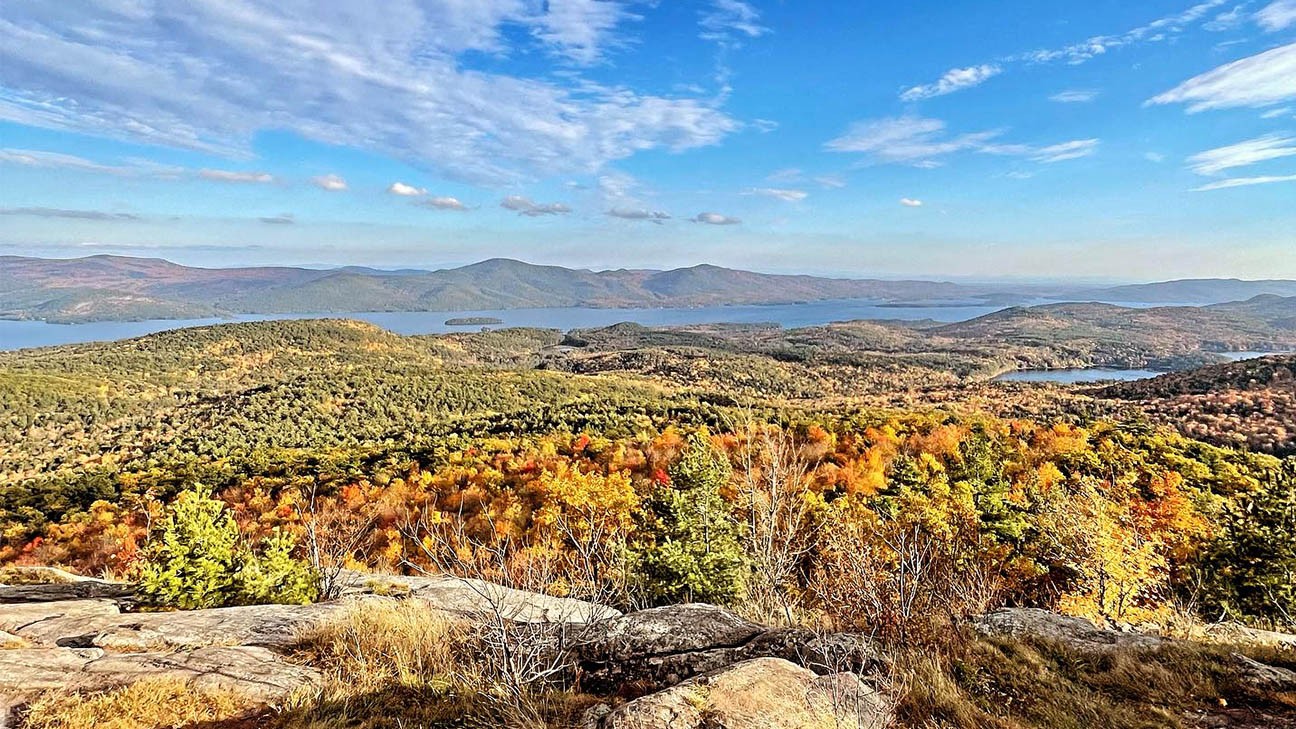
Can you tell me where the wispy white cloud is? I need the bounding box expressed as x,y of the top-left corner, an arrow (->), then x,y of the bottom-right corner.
312,174 -> 348,191
899,2 -> 1226,100
422,196 -> 469,211
608,207 -> 670,223
1050,89 -> 1100,103
1257,0 -> 1296,30
1204,4 -> 1248,31
1149,42 -> 1296,111
1032,139 -> 1100,163
745,187 -> 808,202
0,2 -> 736,185
825,115 -> 1097,167
700,0 -> 768,42
1146,152 -> 1167,163
900,65 -> 1001,102
501,195 -> 572,216
0,206 -> 141,221
387,182 -> 426,196
814,174 -> 847,189
693,211 -> 741,225
0,148 -> 183,178
1261,106 -> 1293,119
533,0 -> 638,65
199,169 -> 274,184
1194,174 -> 1296,190
1188,135 -> 1296,174
260,213 -> 296,224
899,198 -> 923,207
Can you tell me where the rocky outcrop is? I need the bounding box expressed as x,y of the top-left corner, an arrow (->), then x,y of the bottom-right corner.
972,607 -> 1168,652
584,657 -> 891,729
337,570 -> 620,623
0,580 -> 135,605
0,645 -> 319,705
572,603 -> 883,694
1233,654 -> 1296,693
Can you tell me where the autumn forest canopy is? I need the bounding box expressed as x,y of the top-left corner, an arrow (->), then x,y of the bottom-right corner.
1,315 -> 1294,635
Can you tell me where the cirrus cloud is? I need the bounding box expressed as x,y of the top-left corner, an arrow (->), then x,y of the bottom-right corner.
900,65 -> 1001,101
0,2 -> 738,185
1149,42 -> 1296,112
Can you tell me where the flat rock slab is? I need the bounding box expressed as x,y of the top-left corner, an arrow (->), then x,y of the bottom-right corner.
0,599 -> 121,643
85,602 -> 346,651
0,581 -> 135,605
973,608 -> 1167,652
588,657 -> 891,729
0,645 -> 319,705
81,645 -> 321,702
337,570 -> 620,623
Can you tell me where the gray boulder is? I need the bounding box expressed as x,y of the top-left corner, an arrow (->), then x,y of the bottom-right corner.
337,570 -> 620,623
972,608 -> 1167,652
586,657 -> 891,729
1233,653 -> 1296,693
573,603 -> 883,694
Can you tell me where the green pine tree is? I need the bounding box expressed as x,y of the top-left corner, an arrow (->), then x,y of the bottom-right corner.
633,433 -> 748,605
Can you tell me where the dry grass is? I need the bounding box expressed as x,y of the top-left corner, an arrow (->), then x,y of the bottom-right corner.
893,632 -> 1296,729
20,678 -> 255,729
276,598 -> 596,729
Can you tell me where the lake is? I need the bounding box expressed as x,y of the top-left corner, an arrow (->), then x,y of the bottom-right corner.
993,352 -> 1287,384
0,299 -> 1009,352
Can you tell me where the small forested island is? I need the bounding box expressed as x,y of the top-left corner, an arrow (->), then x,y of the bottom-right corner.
444,316 -> 504,325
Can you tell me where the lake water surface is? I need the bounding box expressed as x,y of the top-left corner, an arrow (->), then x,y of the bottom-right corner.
993,351 -> 1287,384
0,300 -> 1008,352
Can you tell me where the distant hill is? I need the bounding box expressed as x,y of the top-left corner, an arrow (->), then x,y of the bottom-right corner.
1096,354 -> 1296,455
0,255 -> 995,323
933,301 -> 1296,368
1093,278 -> 1296,304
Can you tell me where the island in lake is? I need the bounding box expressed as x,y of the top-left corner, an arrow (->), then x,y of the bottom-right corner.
444,316 -> 504,326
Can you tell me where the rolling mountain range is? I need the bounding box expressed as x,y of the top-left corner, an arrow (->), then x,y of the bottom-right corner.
0,255 -> 994,323
4,254 -> 1296,324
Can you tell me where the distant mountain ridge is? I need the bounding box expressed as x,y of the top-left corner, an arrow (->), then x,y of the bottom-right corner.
0,255 -> 989,323
3,254 -> 1296,324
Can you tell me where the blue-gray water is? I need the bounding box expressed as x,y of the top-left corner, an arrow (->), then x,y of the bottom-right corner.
0,300 -> 1007,352
993,352 -> 1284,384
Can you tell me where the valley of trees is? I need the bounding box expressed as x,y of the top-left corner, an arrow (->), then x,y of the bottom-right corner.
3,318 -> 1296,631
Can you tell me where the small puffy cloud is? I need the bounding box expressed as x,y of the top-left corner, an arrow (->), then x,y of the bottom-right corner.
0,206 -> 140,220
1257,0 -> 1296,31
746,187 -> 808,202
1145,152 -> 1167,163
693,211 -> 741,225
421,196 -> 469,211
388,181 -> 426,196
1050,89 -> 1100,103
1149,42 -> 1296,111
901,65 -> 1001,102
1188,134 -> 1296,175
608,207 -> 670,223
312,174 -> 347,191
259,213 -> 295,224
1194,174 -> 1296,191
899,198 -> 924,207
501,195 -> 571,216
1032,139 -> 1100,163
199,169 -> 274,184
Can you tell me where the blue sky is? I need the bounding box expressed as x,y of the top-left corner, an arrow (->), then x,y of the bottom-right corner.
1,0 -> 1295,280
